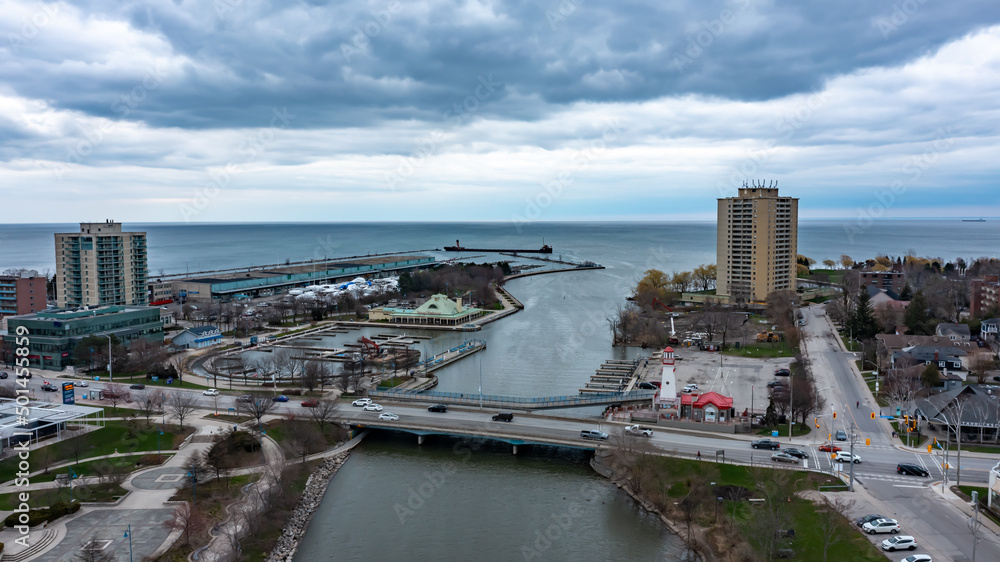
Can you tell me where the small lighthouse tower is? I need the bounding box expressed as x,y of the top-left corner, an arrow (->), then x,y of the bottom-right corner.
658,346 -> 678,405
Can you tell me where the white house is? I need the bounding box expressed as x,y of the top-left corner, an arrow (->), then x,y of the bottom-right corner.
170,325 -> 223,349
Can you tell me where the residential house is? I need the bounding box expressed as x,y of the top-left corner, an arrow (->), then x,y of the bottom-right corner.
170,325 -> 223,349
936,323 -> 972,342
982,318 -> 1000,340
891,345 -> 966,373
915,385 -> 1000,442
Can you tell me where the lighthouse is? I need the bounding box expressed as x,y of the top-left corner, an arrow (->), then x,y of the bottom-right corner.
658,346 -> 678,405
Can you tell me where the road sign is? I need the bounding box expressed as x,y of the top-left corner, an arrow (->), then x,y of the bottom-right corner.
62,382 -> 75,405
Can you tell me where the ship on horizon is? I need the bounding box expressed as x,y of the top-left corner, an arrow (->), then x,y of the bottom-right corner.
962,218 -> 987,222
443,239 -> 553,253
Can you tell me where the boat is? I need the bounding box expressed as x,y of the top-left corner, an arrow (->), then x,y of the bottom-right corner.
443,240 -> 553,253
962,218 -> 987,222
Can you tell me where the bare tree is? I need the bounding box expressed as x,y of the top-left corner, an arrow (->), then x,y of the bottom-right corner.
164,502 -> 207,547
307,399 -> 340,431
816,496 -> 856,562
101,382 -> 130,413
935,396 -> 970,485
237,392 -> 277,431
286,424 -> 325,464
75,535 -> 115,562
204,439 -> 232,483
133,387 -> 165,427
167,391 -> 199,429
969,353 -> 997,384
301,360 -> 328,392
883,368 -> 921,421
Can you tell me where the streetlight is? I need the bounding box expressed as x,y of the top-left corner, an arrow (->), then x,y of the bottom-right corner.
105,334 -> 113,383
187,471 -> 197,506
157,427 -> 163,463
124,523 -> 134,562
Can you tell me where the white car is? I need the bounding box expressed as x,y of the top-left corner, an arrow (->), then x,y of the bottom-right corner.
378,412 -> 399,421
901,555 -> 932,562
863,518 -> 900,535
624,425 -> 653,437
834,451 -> 862,464
881,535 -> 917,551
362,403 -> 383,412
77,381 -> 89,387
682,384 -> 698,393
203,388 -> 219,396
352,398 -> 373,407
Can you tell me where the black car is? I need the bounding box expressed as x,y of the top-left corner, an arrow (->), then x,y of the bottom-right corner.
751,439 -> 781,450
16,371 -> 31,379
856,514 -> 884,528
130,383 -> 146,390
41,384 -> 58,392
784,448 -> 808,459
767,381 -> 786,389
0,371 -> 7,379
897,463 -> 929,477
428,404 -> 448,413
637,382 -> 657,390
774,368 -> 791,377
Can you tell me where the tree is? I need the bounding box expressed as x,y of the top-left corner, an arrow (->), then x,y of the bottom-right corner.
125,338 -> 169,374
301,360 -> 329,392
101,383 -> 130,413
935,396 -> 970,486
921,364 -> 941,389
899,283 -> 913,301
904,291 -> 933,335
848,288 -> 880,341
884,368 -> 920,418
164,502 -> 207,547
969,353 -> 997,384
839,254 -> 854,269
133,387 -> 165,427
692,264 -> 717,291
816,496 -> 856,562
822,259 -> 836,269
237,392 -> 277,434
167,391 -> 199,429
204,439 -> 232,484
76,535 -> 115,562
307,399 -> 340,431
287,424 -> 325,465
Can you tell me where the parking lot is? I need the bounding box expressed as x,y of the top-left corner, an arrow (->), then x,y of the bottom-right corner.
639,347 -> 793,415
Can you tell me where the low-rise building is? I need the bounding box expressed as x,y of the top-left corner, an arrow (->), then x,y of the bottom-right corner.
891,345 -> 966,372
1,306 -> 163,371
982,318 -> 1000,340
915,385 -> 1000,441
936,323 -> 972,342
0,274 -> 47,319
169,325 -> 222,349
679,391 -> 734,423
860,270 -> 906,295
370,294 -> 486,326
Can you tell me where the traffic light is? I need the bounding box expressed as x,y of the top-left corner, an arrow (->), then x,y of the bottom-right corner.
870,412 -> 876,419
815,418 -> 819,428
927,444 -> 932,453
833,412 -> 837,419
866,438 -> 870,446
933,437 -> 938,446
828,433 -> 832,442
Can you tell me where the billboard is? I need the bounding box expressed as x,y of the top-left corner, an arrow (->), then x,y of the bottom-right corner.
62,382 -> 75,405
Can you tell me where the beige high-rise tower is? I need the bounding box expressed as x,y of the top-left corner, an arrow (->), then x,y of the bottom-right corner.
55,221 -> 148,308
717,183 -> 798,303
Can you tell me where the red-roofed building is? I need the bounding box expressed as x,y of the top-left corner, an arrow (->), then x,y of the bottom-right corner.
680,392 -> 735,423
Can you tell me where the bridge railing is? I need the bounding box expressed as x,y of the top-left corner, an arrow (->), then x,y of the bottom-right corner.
368,389 -> 657,406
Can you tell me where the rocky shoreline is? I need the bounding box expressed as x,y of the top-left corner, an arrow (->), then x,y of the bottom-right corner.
265,452 -> 350,562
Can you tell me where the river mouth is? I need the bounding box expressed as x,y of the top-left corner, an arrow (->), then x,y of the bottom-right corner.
292,431 -> 685,562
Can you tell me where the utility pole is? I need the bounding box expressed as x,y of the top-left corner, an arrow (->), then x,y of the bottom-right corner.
971,490 -> 983,562
848,422 -> 858,492
787,369 -> 794,441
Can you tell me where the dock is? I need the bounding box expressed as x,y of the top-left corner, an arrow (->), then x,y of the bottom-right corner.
579,358 -> 640,393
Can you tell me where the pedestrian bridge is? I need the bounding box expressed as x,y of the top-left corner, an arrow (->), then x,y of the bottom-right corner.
366,389 -> 656,410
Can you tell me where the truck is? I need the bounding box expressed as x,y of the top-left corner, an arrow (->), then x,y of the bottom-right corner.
625,425 -> 653,437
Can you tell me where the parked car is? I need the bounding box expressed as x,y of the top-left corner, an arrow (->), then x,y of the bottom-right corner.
771,452 -> 798,464
362,403 -> 383,411
900,555 -> 932,562
492,412 -> 514,422
834,452 -> 862,464
862,518 -> 900,535
637,382 -> 657,390
682,384 -> 699,393
856,514 -> 885,528
897,463 -> 929,477
427,404 -> 448,413
783,448 -> 808,459
378,412 -> 399,421
352,398 -> 373,407
580,430 -> 609,440
774,368 -> 791,377
818,443 -> 842,452
835,430 -> 848,441
130,384 -> 145,390
767,381 -> 786,389
203,388 -> 219,396
624,425 -> 653,437
881,535 -> 917,551
236,395 -> 253,403
751,439 -> 780,450
301,400 -> 319,407
272,395 -> 289,402
647,380 -> 661,388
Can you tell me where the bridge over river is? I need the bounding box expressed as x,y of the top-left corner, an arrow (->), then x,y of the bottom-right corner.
366,389 -> 656,410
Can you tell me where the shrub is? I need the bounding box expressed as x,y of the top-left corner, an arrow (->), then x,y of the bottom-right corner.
4,501 -> 81,527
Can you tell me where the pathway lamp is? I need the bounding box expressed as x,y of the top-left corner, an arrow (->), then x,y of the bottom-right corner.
124,523 -> 134,562
105,334 -> 113,383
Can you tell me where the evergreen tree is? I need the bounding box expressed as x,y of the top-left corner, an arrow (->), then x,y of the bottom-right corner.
849,289 -> 880,340
904,291 -> 932,334
920,364 -> 941,388
899,283 -> 913,301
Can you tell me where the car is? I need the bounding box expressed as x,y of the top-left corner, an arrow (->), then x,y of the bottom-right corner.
301,400 -> 319,407
272,395 -> 289,402
862,518 -> 900,535
130,384 -> 145,390
492,412 -> 514,422
783,448 -> 808,459
363,403 -> 383,411
818,443 -> 842,452
16,371 -> 31,379
624,425 -> 653,437
352,398 -> 373,407
834,451 -> 862,463
42,384 -> 58,392
378,412 -> 399,421
751,439 -> 780,450
771,452 -> 798,464
580,429 -> 609,440
856,514 -> 885,528
203,388 -> 219,396
767,381 -> 786,389
682,384 -> 699,393
236,395 -> 253,403
774,368 -> 791,377
881,535 -> 917,551
0,371 -> 7,379
637,382 -> 657,390
900,555 -> 932,562
647,380 -> 661,388
77,381 -> 89,387
835,430 -> 848,441
427,404 -> 448,413
897,463 -> 929,477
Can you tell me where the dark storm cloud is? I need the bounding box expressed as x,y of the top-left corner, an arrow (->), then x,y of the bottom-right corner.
3,0 -> 998,131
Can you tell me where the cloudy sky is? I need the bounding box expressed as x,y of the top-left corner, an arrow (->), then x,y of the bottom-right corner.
2,0 -> 999,223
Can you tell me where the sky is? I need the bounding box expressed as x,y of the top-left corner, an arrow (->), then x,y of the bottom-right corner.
1,0 -> 999,223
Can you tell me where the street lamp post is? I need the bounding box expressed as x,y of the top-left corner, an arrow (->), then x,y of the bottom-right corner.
105,334 -> 113,383
124,523 -> 134,562
187,471 -> 196,506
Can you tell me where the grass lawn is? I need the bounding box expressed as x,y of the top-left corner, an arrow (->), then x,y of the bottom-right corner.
954,485 -> 1000,526
864,379 -> 889,407
22,454 -> 173,483
105,372 -> 210,390
377,376 -> 409,389
756,424 -> 812,438
0,420 -> 194,485
958,443 -> 1000,454
263,419 -> 347,460
0,484 -> 128,510
202,413 -> 254,423
167,473 -> 261,522
723,342 -> 797,358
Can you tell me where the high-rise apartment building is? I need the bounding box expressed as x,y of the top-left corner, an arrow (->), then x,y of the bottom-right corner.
55,221 -> 148,308
717,184 -> 798,303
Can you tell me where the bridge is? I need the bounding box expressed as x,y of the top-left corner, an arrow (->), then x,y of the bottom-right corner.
366,389 -> 656,410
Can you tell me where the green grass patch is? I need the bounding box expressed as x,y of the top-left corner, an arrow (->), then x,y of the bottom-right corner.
756,424 -> 812,437
864,379 -> 889,407
957,444 -> 1000,454
0,421 -> 193,485
202,413 -> 253,423
723,342 -> 796,358
23,454 -> 173,483
0,484 -> 127,510
106,373 -> 210,390
377,376 -> 409,389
